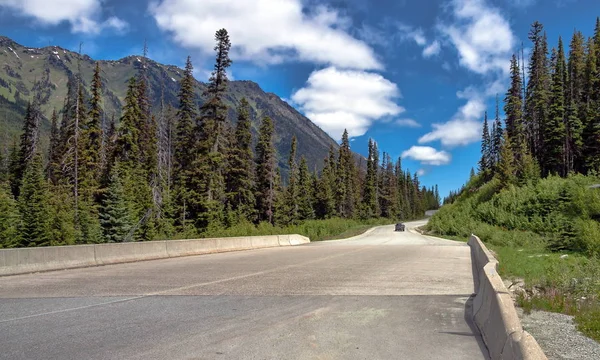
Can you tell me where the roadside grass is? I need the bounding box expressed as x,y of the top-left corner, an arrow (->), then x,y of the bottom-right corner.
424,173 -> 600,341
428,223 -> 600,342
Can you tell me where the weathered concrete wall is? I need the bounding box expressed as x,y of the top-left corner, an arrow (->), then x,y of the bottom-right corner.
0,235 -> 310,276
468,235 -> 547,360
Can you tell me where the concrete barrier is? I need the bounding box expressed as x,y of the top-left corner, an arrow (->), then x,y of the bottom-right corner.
289,234 -> 310,246
94,242 -> 168,265
468,235 -> 547,360
250,236 -> 281,249
0,234 -> 310,276
0,245 -> 96,276
165,238 -> 220,257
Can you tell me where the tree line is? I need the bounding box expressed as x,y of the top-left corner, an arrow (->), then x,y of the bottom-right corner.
479,18 -> 600,185
0,29 -> 439,248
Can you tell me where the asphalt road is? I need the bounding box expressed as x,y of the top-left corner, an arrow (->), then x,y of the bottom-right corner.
0,220 -> 488,359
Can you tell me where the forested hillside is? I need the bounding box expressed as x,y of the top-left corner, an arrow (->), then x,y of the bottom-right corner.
428,18 -> 600,341
0,35 -> 338,174
0,28 -> 440,248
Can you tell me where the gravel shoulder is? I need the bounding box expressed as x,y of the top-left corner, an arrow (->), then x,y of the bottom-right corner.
516,308 -> 600,360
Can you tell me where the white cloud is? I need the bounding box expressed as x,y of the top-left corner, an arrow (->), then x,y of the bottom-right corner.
291,67 -> 403,141
416,169 -> 427,176
422,41 -> 441,58
395,118 -> 421,128
402,146 -> 452,166
150,0 -> 381,70
419,0 -> 516,148
439,0 -> 515,76
396,22 -> 427,46
0,0 -> 128,34
395,22 -> 442,59
419,86 -> 485,147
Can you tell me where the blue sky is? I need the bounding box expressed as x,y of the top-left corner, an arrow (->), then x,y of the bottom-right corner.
0,0 -> 599,198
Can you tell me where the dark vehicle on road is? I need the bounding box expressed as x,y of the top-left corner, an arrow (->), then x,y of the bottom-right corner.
395,223 -> 405,232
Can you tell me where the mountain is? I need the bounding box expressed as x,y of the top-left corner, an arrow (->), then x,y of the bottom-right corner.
0,35 -> 341,174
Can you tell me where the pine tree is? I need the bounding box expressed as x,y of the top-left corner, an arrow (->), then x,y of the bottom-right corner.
544,40 -> 567,176
17,153 -> 51,247
8,140 -> 19,197
525,22 -> 551,163
297,156 -> 314,220
505,54 -> 527,172
363,138 -> 378,218
81,62 -> 103,197
137,75 -> 158,176
226,98 -> 256,221
100,165 -> 133,243
0,149 -> 5,184
115,77 -> 141,165
566,31 -> 586,172
336,129 -> 357,218
47,109 -> 61,185
255,116 -> 276,224
497,131 -> 517,186
584,36 -> 600,172
13,101 -> 41,198
492,95 -> 504,170
195,28 -> 233,228
282,136 -> 298,224
47,185 -> 77,246
0,183 -> 20,248
479,112 -> 492,175
173,56 -> 198,227
314,148 -> 336,219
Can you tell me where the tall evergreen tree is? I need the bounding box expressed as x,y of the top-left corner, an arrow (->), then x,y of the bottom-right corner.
255,116 -> 276,224
115,77 -> 142,165
497,131 -> 517,186
195,28 -> 233,228
173,56 -> 198,227
100,165 -> 133,243
81,62 -> 103,196
566,31 -> 586,172
226,98 -> 256,221
363,138 -> 378,218
282,136 -> 298,224
544,40 -> 567,176
336,129 -> 357,218
47,109 -> 61,185
489,96 -> 504,173
583,37 -> 600,172
479,112 -> 492,175
505,54 -> 527,172
18,153 -> 51,247
13,101 -> 41,198
314,147 -> 336,219
525,22 -> 551,162
297,157 -> 314,220
0,183 -> 20,248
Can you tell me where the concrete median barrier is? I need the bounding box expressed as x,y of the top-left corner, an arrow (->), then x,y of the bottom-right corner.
0,234 -> 310,276
468,235 -> 547,360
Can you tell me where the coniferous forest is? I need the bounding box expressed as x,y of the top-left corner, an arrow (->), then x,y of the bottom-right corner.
478,19 -> 600,183
0,29 -> 440,248
428,19 -> 600,341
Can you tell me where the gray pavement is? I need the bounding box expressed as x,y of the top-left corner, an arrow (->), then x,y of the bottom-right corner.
0,220 -> 488,359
